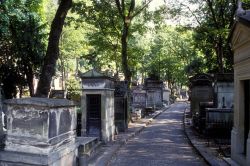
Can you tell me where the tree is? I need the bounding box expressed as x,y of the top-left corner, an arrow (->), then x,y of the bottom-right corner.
167,0 -> 250,73
0,0 -> 46,98
115,0 -> 153,86
35,0 -> 72,97
144,25 -> 199,93
72,0 -> 160,87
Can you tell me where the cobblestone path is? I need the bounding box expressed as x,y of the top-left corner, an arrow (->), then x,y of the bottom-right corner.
109,102 -> 207,166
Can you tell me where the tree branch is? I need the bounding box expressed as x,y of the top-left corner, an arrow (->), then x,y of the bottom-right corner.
115,0 -> 124,18
132,0 -> 153,19
180,3 -> 202,26
206,0 -> 219,29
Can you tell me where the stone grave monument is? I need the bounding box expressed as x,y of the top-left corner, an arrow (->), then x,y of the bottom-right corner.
163,88 -> 170,105
144,78 -> 163,108
80,69 -> 115,143
230,3 -> 250,165
0,97 -> 77,166
213,73 -> 234,108
189,74 -> 214,116
114,81 -> 128,132
132,86 -> 146,109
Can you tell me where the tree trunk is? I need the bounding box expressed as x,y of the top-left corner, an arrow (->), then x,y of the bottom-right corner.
25,65 -> 35,96
35,0 -> 72,97
121,22 -> 132,87
216,36 -> 224,73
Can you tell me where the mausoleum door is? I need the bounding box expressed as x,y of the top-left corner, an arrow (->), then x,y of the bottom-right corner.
244,80 -> 250,154
86,94 -> 101,139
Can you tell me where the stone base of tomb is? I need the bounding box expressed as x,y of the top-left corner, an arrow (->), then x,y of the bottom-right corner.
0,142 -> 77,166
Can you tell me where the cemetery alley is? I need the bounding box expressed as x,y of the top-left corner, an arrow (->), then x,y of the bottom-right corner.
93,102 -> 208,166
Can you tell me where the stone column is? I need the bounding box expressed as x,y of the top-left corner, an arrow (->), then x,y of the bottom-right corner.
0,97 -> 77,166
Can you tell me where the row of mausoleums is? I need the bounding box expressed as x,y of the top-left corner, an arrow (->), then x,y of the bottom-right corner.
0,68 -> 169,165
189,3 -> 250,165
131,78 -> 170,112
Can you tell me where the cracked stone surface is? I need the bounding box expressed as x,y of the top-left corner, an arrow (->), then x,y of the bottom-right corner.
109,102 -> 207,166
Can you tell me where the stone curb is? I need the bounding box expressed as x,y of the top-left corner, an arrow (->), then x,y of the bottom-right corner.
93,106 -> 171,166
183,105 -> 230,166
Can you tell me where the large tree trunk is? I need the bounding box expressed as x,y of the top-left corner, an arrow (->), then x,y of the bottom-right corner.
35,0 -> 72,97
121,22 -> 132,87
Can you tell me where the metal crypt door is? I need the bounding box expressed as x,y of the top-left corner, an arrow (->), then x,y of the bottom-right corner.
86,94 -> 101,139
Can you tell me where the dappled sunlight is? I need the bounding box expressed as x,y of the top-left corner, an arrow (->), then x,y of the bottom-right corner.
110,103 -> 206,166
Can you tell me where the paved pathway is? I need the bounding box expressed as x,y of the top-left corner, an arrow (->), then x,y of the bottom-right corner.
109,102 -> 207,166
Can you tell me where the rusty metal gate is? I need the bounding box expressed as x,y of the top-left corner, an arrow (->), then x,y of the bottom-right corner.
86,94 -> 101,139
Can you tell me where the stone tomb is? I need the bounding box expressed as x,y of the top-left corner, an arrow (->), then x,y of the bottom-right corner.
144,78 -> 163,108
213,73 -> 234,108
189,74 -> 214,116
114,81 -> 128,132
80,69 -> 115,143
230,6 -> 250,166
0,97 -> 77,166
132,87 -> 146,109
163,88 -> 170,105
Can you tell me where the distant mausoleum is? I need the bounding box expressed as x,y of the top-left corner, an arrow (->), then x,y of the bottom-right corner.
144,78 -> 163,108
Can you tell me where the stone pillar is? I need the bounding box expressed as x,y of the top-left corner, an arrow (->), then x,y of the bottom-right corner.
0,97 -> 77,166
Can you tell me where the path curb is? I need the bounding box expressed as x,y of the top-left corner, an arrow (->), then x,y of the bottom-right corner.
183,105 -> 230,166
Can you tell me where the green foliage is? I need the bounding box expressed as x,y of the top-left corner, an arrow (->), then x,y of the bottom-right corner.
0,0 -> 46,98
143,25 -> 200,88
66,77 -> 81,102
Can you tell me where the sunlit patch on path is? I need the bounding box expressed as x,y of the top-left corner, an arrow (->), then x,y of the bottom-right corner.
109,102 -> 207,166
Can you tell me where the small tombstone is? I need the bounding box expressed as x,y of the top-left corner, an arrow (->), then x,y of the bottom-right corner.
114,81 -> 128,132
0,97 -> 77,166
80,69 -> 115,143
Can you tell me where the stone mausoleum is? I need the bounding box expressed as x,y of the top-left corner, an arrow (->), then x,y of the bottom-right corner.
80,69 -> 115,143
230,3 -> 250,165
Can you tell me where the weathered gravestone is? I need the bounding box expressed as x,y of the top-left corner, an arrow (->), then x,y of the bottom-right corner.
189,74 -> 214,117
131,86 -> 146,119
80,69 -> 115,143
214,73 -> 234,108
132,86 -> 146,109
114,81 -> 128,132
144,78 -> 163,108
0,98 -> 77,166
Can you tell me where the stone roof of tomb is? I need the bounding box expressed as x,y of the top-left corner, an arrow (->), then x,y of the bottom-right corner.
79,69 -> 114,80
